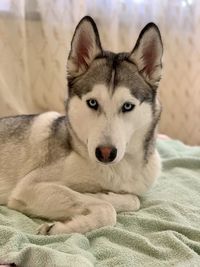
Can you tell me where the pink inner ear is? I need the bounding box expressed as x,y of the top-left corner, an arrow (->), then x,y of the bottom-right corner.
76,31 -> 92,69
142,38 -> 157,76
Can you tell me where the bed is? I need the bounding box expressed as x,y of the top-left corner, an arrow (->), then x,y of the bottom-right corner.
0,138 -> 200,267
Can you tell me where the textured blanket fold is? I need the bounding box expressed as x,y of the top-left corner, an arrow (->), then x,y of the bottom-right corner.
0,139 -> 200,266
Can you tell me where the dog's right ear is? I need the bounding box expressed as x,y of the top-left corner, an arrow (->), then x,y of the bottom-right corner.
67,16 -> 102,78
129,23 -> 163,88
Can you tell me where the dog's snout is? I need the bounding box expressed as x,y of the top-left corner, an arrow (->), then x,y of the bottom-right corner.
95,146 -> 117,163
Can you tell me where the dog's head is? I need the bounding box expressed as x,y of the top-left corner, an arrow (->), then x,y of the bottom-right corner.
67,16 -> 163,165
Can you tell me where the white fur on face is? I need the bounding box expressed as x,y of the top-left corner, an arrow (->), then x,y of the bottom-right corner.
68,85 -> 152,164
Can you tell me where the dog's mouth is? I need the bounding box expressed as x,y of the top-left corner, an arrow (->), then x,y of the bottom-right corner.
95,160 -> 118,166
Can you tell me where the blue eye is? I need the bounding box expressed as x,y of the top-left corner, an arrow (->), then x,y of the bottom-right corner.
122,102 -> 135,113
86,99 -> 99,110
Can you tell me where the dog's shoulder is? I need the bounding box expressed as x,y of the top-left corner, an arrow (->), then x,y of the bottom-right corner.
0,112 -> 65,140
0,112 -> 72,163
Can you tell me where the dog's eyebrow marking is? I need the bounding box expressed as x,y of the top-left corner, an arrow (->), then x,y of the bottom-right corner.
109,70 -> 115,93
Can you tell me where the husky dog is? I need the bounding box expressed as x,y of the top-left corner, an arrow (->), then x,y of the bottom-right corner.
0,16 -> 163,235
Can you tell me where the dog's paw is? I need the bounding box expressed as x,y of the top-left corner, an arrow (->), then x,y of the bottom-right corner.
106,192 -> 140,212
37,223 -> 55,235
117,193 -> 140,211
129,194 -> 140,211
37,221 -> 73,235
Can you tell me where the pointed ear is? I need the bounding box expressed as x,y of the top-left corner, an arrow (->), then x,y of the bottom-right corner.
67,16 -> 102,77
129,23 -> 163,87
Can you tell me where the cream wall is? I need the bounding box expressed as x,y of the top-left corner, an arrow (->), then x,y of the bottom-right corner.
0,0 -> 199,145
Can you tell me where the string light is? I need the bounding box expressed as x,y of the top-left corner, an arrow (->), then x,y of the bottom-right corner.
181,0 -> 193,7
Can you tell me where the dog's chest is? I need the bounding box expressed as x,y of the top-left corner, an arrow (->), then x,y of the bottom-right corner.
61,152 -> 140,194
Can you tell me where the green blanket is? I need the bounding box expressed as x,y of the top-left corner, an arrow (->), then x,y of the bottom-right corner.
0,139 -> 200,267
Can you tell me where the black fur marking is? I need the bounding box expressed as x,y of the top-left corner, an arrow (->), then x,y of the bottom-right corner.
143,101 -> 162,162
47,116 -> 72,163
0,114 -> 37,142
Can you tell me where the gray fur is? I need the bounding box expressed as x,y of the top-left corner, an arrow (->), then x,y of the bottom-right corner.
0,114 -> 71,166
0,114 -> 36,142
47,116 -> 72,163
144,103 -> 162,161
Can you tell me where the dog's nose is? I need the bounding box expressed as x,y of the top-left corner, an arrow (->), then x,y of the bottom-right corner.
95,146 -> 117,163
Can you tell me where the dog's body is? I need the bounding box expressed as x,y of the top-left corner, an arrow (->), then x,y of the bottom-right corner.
0,16 -> 163,234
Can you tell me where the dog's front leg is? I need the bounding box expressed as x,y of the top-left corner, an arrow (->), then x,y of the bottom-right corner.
85,192 -> 140,212
39,192 -> 140,235
7,167 -> 116,235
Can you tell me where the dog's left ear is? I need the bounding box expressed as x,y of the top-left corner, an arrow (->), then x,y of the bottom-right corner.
129,23 -> 163,87
67,16 -> 102,78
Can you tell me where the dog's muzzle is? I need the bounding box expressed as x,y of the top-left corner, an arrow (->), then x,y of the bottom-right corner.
95,146 -> 117,163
